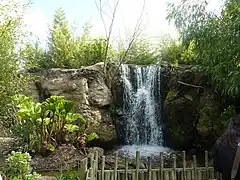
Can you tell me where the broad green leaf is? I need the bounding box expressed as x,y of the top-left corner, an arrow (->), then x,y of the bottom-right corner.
87,133 -> 98,142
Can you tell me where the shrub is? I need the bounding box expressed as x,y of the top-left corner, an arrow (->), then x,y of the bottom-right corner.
4,151 -> 40,180
0,0 -> 30,122
12,95 -> 97,154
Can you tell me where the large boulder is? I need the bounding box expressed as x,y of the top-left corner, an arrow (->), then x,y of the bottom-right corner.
27,63 -> 116,146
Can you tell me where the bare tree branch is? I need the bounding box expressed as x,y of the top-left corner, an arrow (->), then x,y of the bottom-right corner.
119,0 -> 146,63
96,0 -> 146,88
95,0 -> 119,74
177,80 -> 204,89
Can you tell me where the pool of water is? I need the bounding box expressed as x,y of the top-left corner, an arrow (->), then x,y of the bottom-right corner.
117,145 -> 171,158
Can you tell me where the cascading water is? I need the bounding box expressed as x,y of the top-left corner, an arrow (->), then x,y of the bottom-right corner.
118,64 -> 169,157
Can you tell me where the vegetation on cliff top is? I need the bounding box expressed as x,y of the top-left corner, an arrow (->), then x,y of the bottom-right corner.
167,0 -> 240,97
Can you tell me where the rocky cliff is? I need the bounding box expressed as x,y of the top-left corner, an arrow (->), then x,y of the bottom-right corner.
162,65 -> 235,151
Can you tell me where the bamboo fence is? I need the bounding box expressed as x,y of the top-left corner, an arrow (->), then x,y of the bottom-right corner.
82,150 -> 222,180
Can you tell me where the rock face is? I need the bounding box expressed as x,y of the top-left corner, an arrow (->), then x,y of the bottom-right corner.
27,62 -> 116,147
163,65 -> 232,151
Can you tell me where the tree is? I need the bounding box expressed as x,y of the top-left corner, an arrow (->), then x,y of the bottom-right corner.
47,7 -> 75,68
95,0 -> 146,87
167,0 -> 240,96
22,41 -> 46,71
0,0 -> 30,122
121,39 -> 158,65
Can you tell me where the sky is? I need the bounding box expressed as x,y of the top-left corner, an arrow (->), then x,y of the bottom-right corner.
23,0 -> 224,48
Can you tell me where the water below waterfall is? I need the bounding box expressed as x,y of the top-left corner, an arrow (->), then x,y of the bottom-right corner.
118,64 -> 170,157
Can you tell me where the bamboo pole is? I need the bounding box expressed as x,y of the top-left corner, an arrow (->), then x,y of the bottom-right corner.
105,171 -> 110,180
96,167 -> 215,174
132,170 -> 136,180
182,151 -> 186,180
89,167 -> 94,180
205,151 -> 208,179
140,172 -> 144,180
193,155 -> 197,180
191,160 -> 194,180
95,151 -> 99,180
90,153 -> 94,170
89,153 -> 95,180
147,157 -> 152,180
152,171 -> 157,180
164,170 -> 170,180
159,152 -> 164,180
114,151 -> 118,180
101,156 -> 105,180
136,151 -> 140,180
111,171 -> 114,180
125,157 -> 128,180
86,169 -> 90,180
173,154 -> 177,180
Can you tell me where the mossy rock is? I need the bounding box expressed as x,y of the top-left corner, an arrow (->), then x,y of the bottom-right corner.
165,90 -> 177,103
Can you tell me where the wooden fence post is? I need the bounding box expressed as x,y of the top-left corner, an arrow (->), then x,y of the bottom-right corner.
182,151 -> 186,180
89,167 -> 93,180
101,156 -> 105,180
205,150 -> 208,179
172,154 -> 177,180
114,151 -> 118,180
193,155 -> 197,180
136,151 -> 140,180
147,157 -> 152,180
94,151 -> 98,179
125,157 -> 128,180
159,152 -> 164,180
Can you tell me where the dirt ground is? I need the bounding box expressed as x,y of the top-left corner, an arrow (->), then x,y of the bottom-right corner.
0,122 -> 12,138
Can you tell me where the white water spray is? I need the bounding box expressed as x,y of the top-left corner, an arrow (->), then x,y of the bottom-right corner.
119,64 -> 169,156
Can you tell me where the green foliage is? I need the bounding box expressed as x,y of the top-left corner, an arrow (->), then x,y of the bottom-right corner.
220,105 -> 236,126
4,151 -> 40,180
47,8 -> 75,68
165,91 -> 178,102
12,95 -> 97,153
23,8 -> 165,70
167,0 -> 240,96
87,132 -> 98,142
24,8 -> 117,70
58,171 -> 81,180
0,0 -> 30,121
122,39 -> 158,65
157,36 -> 197,67
198,103 -> 235,138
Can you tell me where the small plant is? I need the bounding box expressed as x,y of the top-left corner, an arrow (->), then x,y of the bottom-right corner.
58,171 -> 82,180
12,95 -> 98,154
4,151 -> 41,180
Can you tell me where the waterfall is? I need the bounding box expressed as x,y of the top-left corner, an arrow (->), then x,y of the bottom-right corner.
121,64 -> 163,146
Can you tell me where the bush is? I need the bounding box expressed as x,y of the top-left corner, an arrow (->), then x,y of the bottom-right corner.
4,151 -> 41,180
167,0 -> 240,96
12,95 -> 97,154
0,0 -> 30,122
